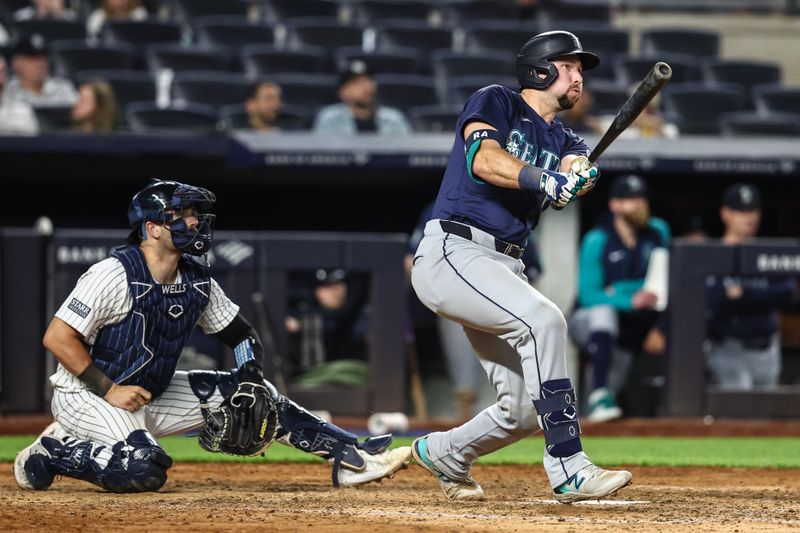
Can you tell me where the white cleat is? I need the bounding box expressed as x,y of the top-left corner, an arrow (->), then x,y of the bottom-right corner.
13,422 -> 67,490
336,446 -> 412,487
411,437 -> 485,501
553,464 -> 633,504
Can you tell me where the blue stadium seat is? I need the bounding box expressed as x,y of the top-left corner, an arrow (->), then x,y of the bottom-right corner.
125,102 -> 221,135
102,19 -> 184,48
12,18 -> 86,43
146,43 -> 235,75
272,73 -> 339,110
32,105 -> 74,133
438,0 -> 522,26
374,21 -> 453,54
267,0 -> 341,23
193,16 -> 275,52
51,41 -> 138,79
431,50 -> 515,101
351,0 -> 433,26
560,25 -> 629,60
753,84 -> 800,114
335,46 -> 422,75
407,104 -> 461,133
614,54 -> 702,88
220,103 -> 314,131
662,82 -> 747,134
639,28 -> 719,59
284,17 -> 364,50
240,44 -> 330,77
462,20 -> 535,54
538,0 -> 611,26
702,59 -> 782,105
169,0 -> 253,24
719,111 -> 800,137
585,81 -> 629,115
75,69 -> 157,109
373,73 -> 439,112
171,71 -> 252,107
445,75 -> 517,106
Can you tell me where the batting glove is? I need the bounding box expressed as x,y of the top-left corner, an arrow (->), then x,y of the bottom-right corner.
540,170 -> 586,208
570,156 -> 600,197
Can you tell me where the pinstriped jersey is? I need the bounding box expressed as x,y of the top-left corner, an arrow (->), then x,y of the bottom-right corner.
431,84 -> 589,246
50,251 -> 239,391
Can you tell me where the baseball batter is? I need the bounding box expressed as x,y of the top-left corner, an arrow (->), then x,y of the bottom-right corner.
410,31 -> 632,503
14,179 -> 410,493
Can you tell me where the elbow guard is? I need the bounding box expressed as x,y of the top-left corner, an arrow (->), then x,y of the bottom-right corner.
464,128 -> 505,183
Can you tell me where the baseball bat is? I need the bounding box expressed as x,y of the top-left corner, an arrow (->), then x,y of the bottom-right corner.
588,61 -> 673,163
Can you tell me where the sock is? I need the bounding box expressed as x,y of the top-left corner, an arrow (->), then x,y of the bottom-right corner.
587,331 -> 611,390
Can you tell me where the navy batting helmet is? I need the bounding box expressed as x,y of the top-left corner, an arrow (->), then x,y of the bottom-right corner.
126,179 -> 216,256
516,30 -> 599,90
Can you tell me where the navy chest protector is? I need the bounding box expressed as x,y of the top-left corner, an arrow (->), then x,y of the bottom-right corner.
91,246 -> 210,397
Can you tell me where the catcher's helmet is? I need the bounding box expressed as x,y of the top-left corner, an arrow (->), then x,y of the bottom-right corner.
126,179 -> 216,256
516,30 -> 599,90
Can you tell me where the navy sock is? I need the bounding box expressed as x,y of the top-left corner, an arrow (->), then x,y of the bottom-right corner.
587,331 -> 611,389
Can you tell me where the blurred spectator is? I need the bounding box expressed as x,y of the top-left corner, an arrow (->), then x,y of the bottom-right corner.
244,79 -> 282,132
71,79 -> 120,133
4,34 -> 77,107
313,60 -> 411,134
596,91 -> 678,139
86,0 -> 148,39
682,214 -> 708,242
706,183 -> 797,390
405,201 -> 543,421
285,268 -> 371,387
13,0 -> 77,21
558,86 -> 603,135
567,174 -> 671,422
0,55 -> 39,135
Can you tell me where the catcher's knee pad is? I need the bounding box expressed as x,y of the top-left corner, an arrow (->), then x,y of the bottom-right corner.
100,430 -> 173,493
533,379 -> 583,458
276,400 -> 393,487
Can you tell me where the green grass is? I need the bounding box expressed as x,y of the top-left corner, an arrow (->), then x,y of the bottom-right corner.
2,435 -> 799,468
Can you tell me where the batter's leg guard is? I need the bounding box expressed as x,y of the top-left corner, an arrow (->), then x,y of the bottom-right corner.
275,400 -> 393,487
533,379 -> 583,458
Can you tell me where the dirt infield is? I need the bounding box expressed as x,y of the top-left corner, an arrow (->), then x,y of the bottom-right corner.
2,462 -> 798,532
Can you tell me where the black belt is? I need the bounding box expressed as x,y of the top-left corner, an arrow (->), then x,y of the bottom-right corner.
440,220 -> 525,259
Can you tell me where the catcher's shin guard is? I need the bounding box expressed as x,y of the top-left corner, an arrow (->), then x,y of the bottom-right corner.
275,400 -> 393,487
533,379 -> 583,458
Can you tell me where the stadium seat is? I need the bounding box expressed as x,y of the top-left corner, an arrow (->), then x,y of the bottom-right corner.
702,59 -> 782,104
614,54 -> 702,87
220,103 -> 314,131
431,50 -> 515,101
585,81 -> 629,115
560,25 -> 629,59
125,102 -> 221,135
407,104 -> 461,133
437,0 -> 522,26
193,16 -> 275,51
169,0 -> 253,23
240,44 -> 330,77
146,44 -> 234,75
351,0 -> 433,26
445,75 -> 517,106
662,82 -> 746,134
272,73 -> 339,110
539,0 -> 611,26
335,46 -> 422,75
102,19 -> 184,48
753,84 -> 800,114
75,69 -> 157,109
374,21 -> 453,54
639,28 -> 719,59
12,18 -> 86,43
462,20 -> 535,54
266,0 -> 341,23
719,111 -> 800,137
171,71 -> 252,107
373,73 -> 438,112
284,17 -> 364,50
32,105 -> 74,133
50,41 -> 138,79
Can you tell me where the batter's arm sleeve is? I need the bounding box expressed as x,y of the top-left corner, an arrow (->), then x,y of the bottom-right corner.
578,230 -> 637,310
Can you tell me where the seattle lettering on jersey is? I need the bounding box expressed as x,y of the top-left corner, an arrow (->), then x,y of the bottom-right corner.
505,130 -> 561,170
161,284 -> 187,295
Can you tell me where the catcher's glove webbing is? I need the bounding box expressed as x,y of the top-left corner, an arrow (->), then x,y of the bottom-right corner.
198,363 -> 278,456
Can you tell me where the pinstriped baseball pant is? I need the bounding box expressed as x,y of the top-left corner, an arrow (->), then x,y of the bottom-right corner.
411,220 -> 591,488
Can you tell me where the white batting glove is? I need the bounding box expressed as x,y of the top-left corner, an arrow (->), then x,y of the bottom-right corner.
570,156 -> 600,197
539,170 -> 586,208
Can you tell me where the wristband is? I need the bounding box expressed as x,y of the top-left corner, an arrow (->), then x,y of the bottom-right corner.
77,363 -> 115,397
518,165 -> 543,190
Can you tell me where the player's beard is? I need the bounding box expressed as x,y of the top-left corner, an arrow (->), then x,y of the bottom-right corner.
622,205 -> 650,229
557,86 -> 582,111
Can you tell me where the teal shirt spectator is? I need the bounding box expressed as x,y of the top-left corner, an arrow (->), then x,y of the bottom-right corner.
577,214 -> 671,311
313,103 -> 412,134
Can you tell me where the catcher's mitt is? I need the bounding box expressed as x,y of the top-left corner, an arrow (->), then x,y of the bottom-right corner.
198,364 -> 278,456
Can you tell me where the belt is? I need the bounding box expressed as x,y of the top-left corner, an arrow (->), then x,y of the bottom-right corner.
439,220 -> 525,259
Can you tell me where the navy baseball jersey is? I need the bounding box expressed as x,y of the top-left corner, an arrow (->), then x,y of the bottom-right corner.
431,85 -> 589,245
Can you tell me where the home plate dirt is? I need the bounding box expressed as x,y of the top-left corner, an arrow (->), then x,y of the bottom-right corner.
1,463 -> 798,532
